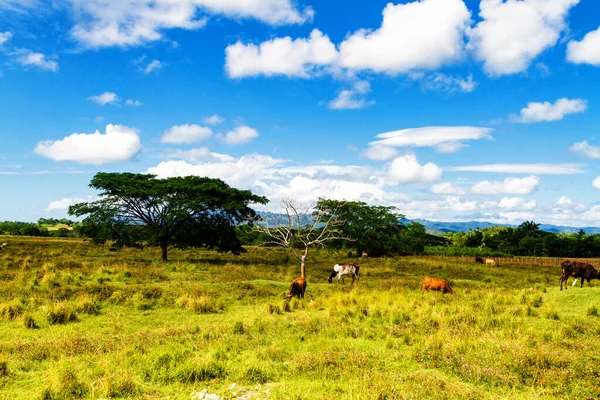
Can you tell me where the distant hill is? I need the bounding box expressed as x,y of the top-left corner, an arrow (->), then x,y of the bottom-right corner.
411,219 -> 600,235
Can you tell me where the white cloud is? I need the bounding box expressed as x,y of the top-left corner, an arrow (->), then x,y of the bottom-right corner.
387,154 -> 442,184
11,48 -> 58,72
328,80 -> 374,110
195,0 -> 313,25
219,126 -> 259,145
47,197 -> 89,211
202,114 -> 224,125
470,175 -> 540,195
70,0 -> 312,48
372,126 -> 493,153
567,26 -> 600,65
0,31 -> 12,45
448,163 -> 584,175
125,99 -> 142,107
165,147 -> 235,163
468,0 -> 579,76
419,73 -> 477,93
338,0 -> 471,74
0,0 -> 39,12
513,98 -> 587,123
496,197 -> 537,211
225,29 -> 338,78
88,92 -> 119,106
593,177 -> 600,190
431,176 -> 539,195
34,124 -> 142,165
143,59 -> 163,74
570,141 -> 600,159
161,124 -> 212,144
362,144 -> 398,162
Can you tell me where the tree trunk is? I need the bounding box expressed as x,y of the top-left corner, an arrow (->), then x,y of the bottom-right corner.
161,244 -> 168,261
300,257 -> 306,278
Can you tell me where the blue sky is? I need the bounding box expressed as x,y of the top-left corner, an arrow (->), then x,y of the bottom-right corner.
1,0 -> 600,226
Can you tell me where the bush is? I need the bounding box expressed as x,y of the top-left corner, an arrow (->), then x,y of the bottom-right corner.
176,295 -> 220,314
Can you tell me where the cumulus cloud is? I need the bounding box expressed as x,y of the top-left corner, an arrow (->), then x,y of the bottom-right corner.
567,26 -> 600,65
328,81 -> 374,110
47,197 -> 89,211
362,144 -> 398,162
161,124 -> 212,144
448,163 -> 584,175
371,126 -> 493,153
219,126 -> 259,145
495,197 -> 537,211
165,147 -> 235,163
202,114 -> 224,125
88,92 -> 119,105
419,73 -> 477,93
593,177 -> 600,190
125,99 -> 142,106
387,154 -> 442,184
34,124 -> 142,165
470,175 -> 540,195
225,29 -> 337,78
513,98 -> 587,123
468,0 -> 579,76
11,48 -> 58,72
0,31 -> 12,45
71,0 -> 312,48
570,141 -> 600,159
338,0 -> 471,74
431,176 -> 539,195
142,59 -> 163,74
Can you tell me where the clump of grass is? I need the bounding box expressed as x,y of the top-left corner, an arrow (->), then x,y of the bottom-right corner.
266,303 -> 282,314
243,365 -> 270,384
176,295 -> 220,314
281,301 -> 291,313
0,298 -> 24,320
42,368 -> 88,399
233,321 -> 245,334
587,306 -> 599,317
23,313 -> 38,329
108,290 -> 128,305
45,303 -> 79,325
174,361 -> 225,383
546,311 -> 560,320
77,295 -> 100,315
0,360 -> 7,377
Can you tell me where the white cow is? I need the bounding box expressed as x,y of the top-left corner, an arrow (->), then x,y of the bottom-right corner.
485,259 -> 496,266
328,263 -> 360,285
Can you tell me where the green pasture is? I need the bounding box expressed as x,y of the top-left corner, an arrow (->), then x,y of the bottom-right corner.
1,236 -> 600,399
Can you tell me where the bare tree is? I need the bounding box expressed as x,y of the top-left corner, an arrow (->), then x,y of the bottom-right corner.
254,199 -> 349,278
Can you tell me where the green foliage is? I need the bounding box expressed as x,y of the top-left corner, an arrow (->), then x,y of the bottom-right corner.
68,172 -> 267,260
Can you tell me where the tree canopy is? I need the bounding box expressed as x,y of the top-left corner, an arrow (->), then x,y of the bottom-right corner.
69,172 -> 267,260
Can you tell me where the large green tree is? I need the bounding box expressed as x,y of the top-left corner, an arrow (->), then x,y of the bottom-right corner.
69,172 -> 267,261
315,199 -> 407,257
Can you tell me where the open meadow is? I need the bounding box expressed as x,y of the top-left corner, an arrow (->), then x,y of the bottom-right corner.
1,236 -> 600,399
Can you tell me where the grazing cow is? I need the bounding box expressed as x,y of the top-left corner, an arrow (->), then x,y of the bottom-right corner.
362,251 -> 369,259
284,277 -> 307,300
485,259 -> 496,266
421,277 -> 455,294
561,260 -> 599,290
475,256 -> 484,264
0,243 -> 6,251
328,263 -> 360,285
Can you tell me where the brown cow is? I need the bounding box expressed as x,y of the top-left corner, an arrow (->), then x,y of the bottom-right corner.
421,277 -> 455,294
561,260 -> 600,290
284,277 -> 307,300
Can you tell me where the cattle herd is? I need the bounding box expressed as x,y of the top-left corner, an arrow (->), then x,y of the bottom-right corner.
284,256 -> 600,300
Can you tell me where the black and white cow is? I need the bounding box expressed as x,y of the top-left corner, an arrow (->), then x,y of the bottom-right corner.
328,263 -> 360,285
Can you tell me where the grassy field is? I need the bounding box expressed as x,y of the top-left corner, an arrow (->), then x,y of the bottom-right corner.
1,236 -> 600,399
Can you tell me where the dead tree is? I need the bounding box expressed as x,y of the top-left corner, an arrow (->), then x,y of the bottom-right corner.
254,199 -> 349,279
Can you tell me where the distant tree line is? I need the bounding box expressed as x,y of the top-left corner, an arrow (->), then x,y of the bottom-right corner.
0,221 -> 79,238
439,221 -> 600,258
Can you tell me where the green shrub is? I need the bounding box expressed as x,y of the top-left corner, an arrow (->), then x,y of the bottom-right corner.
0,299 -> 24,320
